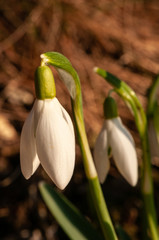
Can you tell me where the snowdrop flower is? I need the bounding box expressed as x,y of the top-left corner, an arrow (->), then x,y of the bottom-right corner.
94,97 -> 138,186
20,66 -> 75,189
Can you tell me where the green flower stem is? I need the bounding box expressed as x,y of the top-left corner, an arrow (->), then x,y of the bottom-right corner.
71,83 -> 118,240
95,67 -> 159,240
89,178 -> 118,240
40,52 -> 118,240
94,67 -> 146,136
73,103 -> 118,240
147,75 -> 159,143
147,75 -> 159,116
141,131 -> 159,240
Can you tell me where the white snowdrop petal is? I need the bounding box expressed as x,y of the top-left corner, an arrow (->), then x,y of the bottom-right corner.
20,106 -> 40,179
45,98 -> 63,116
36,99 -> 75,189
107,118 -> 138,186
33,99 -> 44,134
58,101 -> 75,137
94,123 -> 110,183
108,118 -> 135,145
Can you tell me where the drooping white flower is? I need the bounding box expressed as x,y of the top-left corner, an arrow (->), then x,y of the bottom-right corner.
20,98 -> 75,189
94,97 -> 138,186
20,66 -> 75,190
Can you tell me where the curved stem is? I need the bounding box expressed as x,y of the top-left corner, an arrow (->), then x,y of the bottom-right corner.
141,130 -> 159,240
94,67 -> 159,239
89,178 -> 118,240
40,52 -> 118,240
72,99 -> 118,240
147,75 -> 159,116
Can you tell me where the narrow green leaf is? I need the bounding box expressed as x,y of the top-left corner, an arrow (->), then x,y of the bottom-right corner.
39,182 -> 104,240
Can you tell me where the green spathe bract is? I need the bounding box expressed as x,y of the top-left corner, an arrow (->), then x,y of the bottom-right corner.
35,66 -> 56,99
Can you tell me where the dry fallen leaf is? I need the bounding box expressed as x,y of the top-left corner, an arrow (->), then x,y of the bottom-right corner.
0,114 -> 17,141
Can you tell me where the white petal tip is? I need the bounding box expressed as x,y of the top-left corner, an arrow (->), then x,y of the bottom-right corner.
99,179 -> 105,184
98,173 -> 107,184
46,166 -> 74,190
130,179 -> 138,187
54,180 -> 70,190
21,171 -> 31,180
127,172 -> 138,187
52,169 -> 74,190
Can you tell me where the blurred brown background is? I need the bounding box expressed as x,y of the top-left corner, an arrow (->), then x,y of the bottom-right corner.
0,0 -> 159,239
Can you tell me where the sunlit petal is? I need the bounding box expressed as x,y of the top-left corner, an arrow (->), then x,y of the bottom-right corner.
107,118 -> 138,186
58,101 -> 75,137
94,122 -> 110,183
20,106 -> 40,179
33,99 -> 44,135
36,99 -> 75,189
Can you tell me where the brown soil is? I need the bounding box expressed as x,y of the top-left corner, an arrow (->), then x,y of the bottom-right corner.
0,0 -> 159,239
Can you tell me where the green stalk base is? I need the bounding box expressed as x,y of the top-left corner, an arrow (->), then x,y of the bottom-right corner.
88,177 -> 118,240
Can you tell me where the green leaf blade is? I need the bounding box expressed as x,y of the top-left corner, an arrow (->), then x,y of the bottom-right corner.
39,182 -> 104,240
